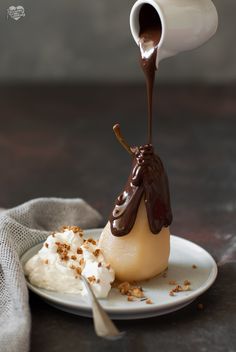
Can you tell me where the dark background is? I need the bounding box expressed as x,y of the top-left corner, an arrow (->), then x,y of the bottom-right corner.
0,0 -> 234,84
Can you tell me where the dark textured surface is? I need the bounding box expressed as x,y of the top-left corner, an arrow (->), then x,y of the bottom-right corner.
0,84 -> 235,351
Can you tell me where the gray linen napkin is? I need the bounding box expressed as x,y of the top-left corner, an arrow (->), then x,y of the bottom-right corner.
0,198 -> 102,352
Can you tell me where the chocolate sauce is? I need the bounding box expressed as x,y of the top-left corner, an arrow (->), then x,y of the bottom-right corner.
109,4 -> 172,236
139,4 -> 162,144
110,145 -> 172,236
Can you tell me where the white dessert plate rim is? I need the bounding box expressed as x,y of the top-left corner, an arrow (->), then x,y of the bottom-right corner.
21,228 -> 218,317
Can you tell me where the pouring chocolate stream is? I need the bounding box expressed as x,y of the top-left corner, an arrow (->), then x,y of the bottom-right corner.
109,4 -> 172,237
139,3 -> 162,144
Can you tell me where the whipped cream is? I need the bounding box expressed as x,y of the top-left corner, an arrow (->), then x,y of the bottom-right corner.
24,226 -> 115,298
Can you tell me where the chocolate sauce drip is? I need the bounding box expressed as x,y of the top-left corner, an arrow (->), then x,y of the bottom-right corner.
109,145 -> 172,236
139,4 -> 162,144
109,4 -> 172,236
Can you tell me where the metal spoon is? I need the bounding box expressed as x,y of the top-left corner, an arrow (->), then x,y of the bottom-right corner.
80,275 -> 125,340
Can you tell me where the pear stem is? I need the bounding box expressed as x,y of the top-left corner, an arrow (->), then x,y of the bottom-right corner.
113,124 -> 133,155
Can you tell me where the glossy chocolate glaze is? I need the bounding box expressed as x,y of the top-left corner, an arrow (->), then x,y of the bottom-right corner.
110,144 -> 172,236
139,4 -> 162,143
109,4 -> 172,236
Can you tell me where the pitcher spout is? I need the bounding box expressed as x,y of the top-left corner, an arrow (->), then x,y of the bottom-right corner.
130,0 -> 218,65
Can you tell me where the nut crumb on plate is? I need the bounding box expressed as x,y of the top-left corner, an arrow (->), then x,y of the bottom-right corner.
168,280 -> 177,285
127,296 -> 134,302
169,283 -> 191,296
184,280 -> 191,285
118,281 -> 145,300
146,299 -> 153,304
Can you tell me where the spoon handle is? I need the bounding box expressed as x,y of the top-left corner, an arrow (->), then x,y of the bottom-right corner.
80,275 -> 124,340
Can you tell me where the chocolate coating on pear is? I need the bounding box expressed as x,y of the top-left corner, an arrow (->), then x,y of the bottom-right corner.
109,144 -> 172,236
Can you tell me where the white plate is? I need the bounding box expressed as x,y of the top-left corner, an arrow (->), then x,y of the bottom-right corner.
21,229 -> 217,320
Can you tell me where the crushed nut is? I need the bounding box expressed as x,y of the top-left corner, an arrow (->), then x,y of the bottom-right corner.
77,248 -> 83,254
44,259 -> 48,264
79,258 -> 85,266
93,249 -> 100,257
56,242 -> 70,261
127,296 -> 134,302
172,285 -> 183,293
169,282 -> 191,295
71,255 -> 77,260
169,280 -> 177,285
131,287 -> 144,298
61,226 -> 83,235
146,299 -> 153,304
118,282 -> 145,299
88,275 -> 96,284
56,242 -> 70,251
98,262 -> 102,268
118,282 -> 131,295
76,267 -> 82,275
171,284 -> 191,293
184,280 -> 191,286
87,238 -> 97,245
45,243 -> 49,248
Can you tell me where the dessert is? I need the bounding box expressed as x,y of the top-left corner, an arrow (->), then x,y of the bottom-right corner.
99,137 -> 172,282
99,4 -> 172,282
24,226 -> 115,298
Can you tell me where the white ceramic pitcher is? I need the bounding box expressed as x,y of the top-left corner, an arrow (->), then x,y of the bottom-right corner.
130,0 -> 218,64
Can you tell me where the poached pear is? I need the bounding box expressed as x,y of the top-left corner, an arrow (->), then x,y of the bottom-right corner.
99,198 -> 170,282
99,126 -> 172,282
